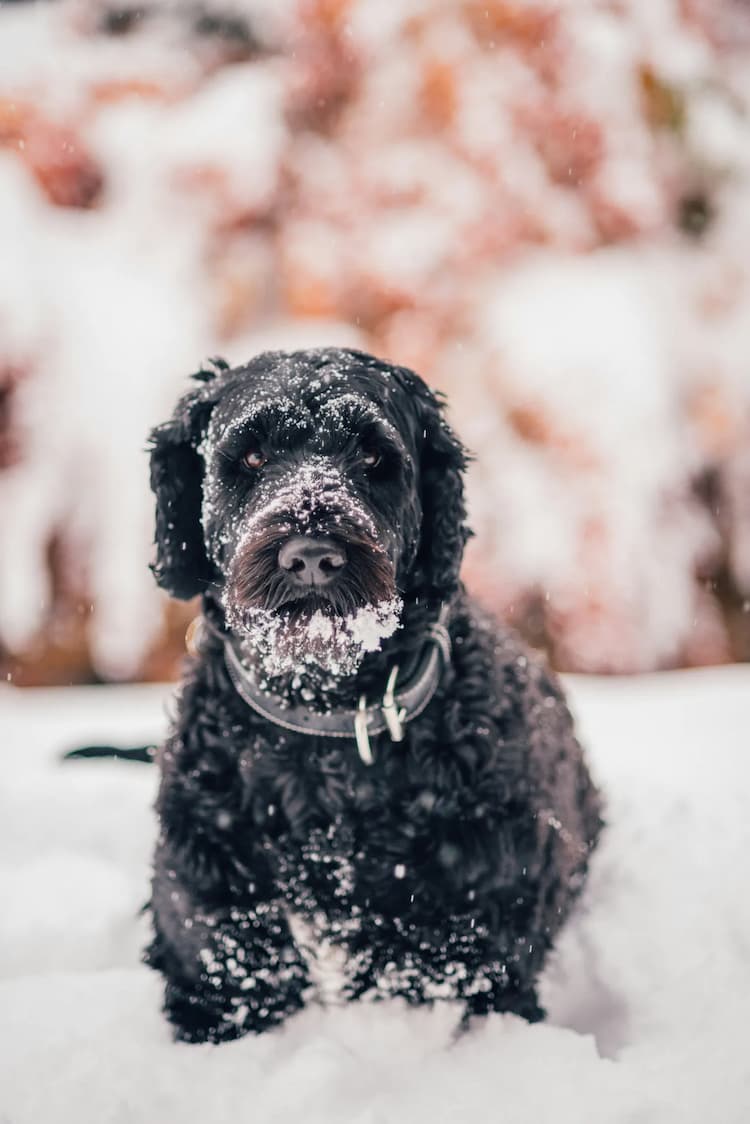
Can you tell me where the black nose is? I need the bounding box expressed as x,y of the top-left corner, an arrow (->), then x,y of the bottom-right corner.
277,536 -> 347,587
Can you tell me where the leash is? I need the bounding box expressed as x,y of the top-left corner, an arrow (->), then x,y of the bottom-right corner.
62,744 -> 156,763
190,605 -> 452,766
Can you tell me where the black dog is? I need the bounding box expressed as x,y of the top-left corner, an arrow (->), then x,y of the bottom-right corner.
145,347 -> 602,1043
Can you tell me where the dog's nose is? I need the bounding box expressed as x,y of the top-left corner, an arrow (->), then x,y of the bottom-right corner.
277,536 -> 347,587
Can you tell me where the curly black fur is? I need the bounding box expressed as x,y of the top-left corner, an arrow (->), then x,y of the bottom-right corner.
145,348 -> 602,1043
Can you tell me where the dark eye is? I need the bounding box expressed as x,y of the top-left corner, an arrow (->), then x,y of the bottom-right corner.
362,449 -> 381,469
242,448 -> 267,470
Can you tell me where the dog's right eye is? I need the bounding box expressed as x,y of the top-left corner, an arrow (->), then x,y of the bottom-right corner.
242,449 -> 267,471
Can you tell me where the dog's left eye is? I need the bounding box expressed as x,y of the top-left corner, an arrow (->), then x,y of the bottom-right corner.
242,449 -> 267,470
361,450 -> 382,469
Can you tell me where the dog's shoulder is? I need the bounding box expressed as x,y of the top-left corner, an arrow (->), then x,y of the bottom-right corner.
452,594 -> 567,706
446,593 -> 583,778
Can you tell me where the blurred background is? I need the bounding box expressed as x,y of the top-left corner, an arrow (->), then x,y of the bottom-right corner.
1,0 -> 749,686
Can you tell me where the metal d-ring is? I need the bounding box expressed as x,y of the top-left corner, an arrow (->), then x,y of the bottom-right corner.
354,696 -> 374,766
381,664 -> 406,743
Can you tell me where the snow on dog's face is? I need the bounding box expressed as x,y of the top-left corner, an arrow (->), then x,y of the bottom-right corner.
149,348 -> 468,678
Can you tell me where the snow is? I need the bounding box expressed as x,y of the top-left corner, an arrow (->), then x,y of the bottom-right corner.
346,598 -> 402,652
234,597 -> 402,680
459,249 -> 719,672
227,457 -> 379,544
2,669 -> 749,1122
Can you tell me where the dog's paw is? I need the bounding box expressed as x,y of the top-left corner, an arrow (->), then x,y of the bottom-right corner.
164,980 -> 235,1044
462,986 -> 546,1027
163,970 -> 308,1044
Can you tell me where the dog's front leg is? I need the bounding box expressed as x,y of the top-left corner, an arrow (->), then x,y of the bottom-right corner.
148,839 -> 310,1043
157,900 -> 309,1044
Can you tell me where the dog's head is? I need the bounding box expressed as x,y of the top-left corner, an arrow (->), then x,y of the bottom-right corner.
149,349 -> 468,676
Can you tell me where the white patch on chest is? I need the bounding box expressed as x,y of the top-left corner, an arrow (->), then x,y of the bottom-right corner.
284,910 -> 352,1005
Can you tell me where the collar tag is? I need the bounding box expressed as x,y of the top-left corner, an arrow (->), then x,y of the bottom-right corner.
354,696 -> 374,765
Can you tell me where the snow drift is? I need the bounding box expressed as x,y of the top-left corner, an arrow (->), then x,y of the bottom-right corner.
1,670 -> 748,1122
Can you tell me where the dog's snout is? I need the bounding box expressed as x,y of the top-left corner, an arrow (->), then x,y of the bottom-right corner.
278,536 -> 347,587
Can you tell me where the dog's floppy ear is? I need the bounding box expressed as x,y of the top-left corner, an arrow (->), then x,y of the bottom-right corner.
389,363 -> 471,598
149,361 -> 227,599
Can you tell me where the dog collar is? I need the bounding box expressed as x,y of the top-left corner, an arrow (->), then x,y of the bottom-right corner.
191,606 -> 452,766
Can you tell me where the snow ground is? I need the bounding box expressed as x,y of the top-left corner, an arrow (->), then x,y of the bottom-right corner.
1,670 -> 749,1123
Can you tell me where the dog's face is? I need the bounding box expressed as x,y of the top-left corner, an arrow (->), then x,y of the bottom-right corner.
150,349 -> 467,677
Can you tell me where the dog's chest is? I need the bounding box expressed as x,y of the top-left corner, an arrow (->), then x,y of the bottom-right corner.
283,907 -> 355,1004
268,826 -> 490,1007
270,823 -> 364,1003
247,741 -> 475,1004
231,737 -> 508,1007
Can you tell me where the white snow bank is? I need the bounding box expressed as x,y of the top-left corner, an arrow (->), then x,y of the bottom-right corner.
1,670 -> 749,1123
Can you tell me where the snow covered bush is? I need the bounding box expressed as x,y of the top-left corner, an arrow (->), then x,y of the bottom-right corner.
1,0 -> 750,680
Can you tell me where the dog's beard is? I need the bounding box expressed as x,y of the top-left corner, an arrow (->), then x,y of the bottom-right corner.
221,515 -> 401,682
227,597 -> 403,681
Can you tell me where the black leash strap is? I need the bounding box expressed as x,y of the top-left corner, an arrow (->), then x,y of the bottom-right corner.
63,744 -> 156,763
